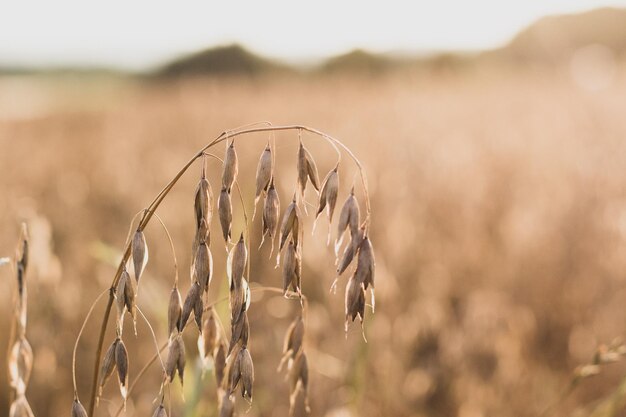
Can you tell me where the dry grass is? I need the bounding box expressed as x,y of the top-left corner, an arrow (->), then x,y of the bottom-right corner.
3,67 -> 626,416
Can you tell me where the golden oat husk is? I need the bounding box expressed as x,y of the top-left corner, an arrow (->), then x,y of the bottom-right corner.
314,167 -> 339,244
200,308 -> 219,359
288,351 -> 309,394
218,188 -> 232,245
152,404 -> 167,417
165,336 -> 182,383
279,197 -> 300,253
345,276 -> 366,336
282,241 -> 298,295
10,395 -> 34,417
297,142 -> 320,196
192,218 -> 210,264
176,335 -> 186,386
283,316 -> 305,358
115,270 -> 128,328
221,140 -> 238,192
229,312 -> 249,353
9,338 -> 33,394
193,293 -> 204,332
354,235 -> 376,311
168,285 -> 183,335
218,392 -> 235,417
214,341 -> 227,388
194,177 -> 213,228
115,338 -> 129,399
227,345 -> 242,395
131,230 -> 148,284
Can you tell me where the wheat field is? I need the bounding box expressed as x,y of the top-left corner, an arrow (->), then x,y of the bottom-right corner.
2,67 -> 626,417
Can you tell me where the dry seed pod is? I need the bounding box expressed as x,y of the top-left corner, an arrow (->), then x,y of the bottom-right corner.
165,335 -> 185,384
131,230 -> 148,284
260,179 -> 280,252
214,341 -> 227,388
193,293 -> 204,332
98,339 -> 118,395
255,145 -> 273,201
282,241 -> 299,295
71,399 -> 88,417
315,167 -> 339,223
297,142 -> 320,195
283,316 -> 305,358
218,392 -> 235,417
354,236 -> 376,292
279,198 -> 300,252
193,240 -> 213,291
9,338 -> 33,394
194,177 -> 213,228
9,396 -> 34,417
200,308 -> 219,359
227,346 -> 242,394
181,281 -> 202,331
115,338 -> 129,399
289,351 -> 309,393
222,140 -> 238,192
230,283 -> 244,325
218,188 -> 232,245
345,276 -> 366,333
192,218 -> 210,262
168,285 -> 182,335
336,188 -> 360,253
337,227 -> 365,276
115,270 -> 128,325
240,347 -> 254,402
229,312 -> 249,353
229,234 -> 247,289
152,405 -> 167,417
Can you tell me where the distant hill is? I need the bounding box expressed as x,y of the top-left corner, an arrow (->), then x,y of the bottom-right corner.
492,7 -> 626,64
320,49 -> 396,74
155,44 -> 291,77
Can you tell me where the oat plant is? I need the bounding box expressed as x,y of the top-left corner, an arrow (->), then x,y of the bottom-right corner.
71,123 -> 376,416
7,224 -> 35,417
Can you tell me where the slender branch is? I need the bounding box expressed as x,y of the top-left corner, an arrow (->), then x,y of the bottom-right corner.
153,213 -> 179,285
72,288 -> 109,399
87,124 -> 366,416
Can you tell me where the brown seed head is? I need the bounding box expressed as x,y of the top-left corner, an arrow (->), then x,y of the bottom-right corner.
201,308 -> 219,358
279,199 -> 301,251
229,234 -> 247,289
337,227 -> 365,275
316,167 -> 339,222
354,236 -> 375,290
194,177 -> 213,228
168,285 -> 182,335
222,140 -> 238,192
255,145 -> 273,199
282,241 -> 298,295
218,392 -> 235,417
131,230 -> 148,284
192,241 -> 213,292
214,341 -> 227,388
240,347 -> 254,402
218,188 -> 232,244
229,312 -> 249,353
283,315 -> 305,358
152,405 -> 167,417
336,189 -> 360,251
297,142 -> 320,194
345,276 -> 366,332
289,350 -> 309,393
71,399 -> 88,417
262,180 -> 280,244
114,338 -> 129,398
181,281 -> 201,331
98,339 -> 118,395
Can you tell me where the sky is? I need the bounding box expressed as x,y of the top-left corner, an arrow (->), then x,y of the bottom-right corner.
2,0 -> 626,70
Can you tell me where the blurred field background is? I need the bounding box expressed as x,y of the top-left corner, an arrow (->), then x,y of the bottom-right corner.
4,6 -> 626,417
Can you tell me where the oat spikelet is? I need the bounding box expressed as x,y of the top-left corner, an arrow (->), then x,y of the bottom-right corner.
230,234 -> 247,289
192,218 -> 210,263
218,188 -> 232,246
115,338 -> 129,399
165,334 -> 185,384
314,166 -> 339,243
335,187 -> 360,255
199,308 -> 219,360
193,240 -> 213,292
181,281 -> 202,331
254,144 -> 273,217
240,347 -> 255,402
9,338 -> 33,394
168,285 -> 182,336
98,339 -> 118,397
71,399 -> 88,417
297,142 -> 320,198
152,404 -> 167,417
278,196 -> 301,259
10,396 -> 34,417
218,392 -> 235,417
344,276 -> 366,338
195,176 -> 213,228
260,179 -> 280,256
282,241 -> 301,296
354,236 -> 376,311
131,230 -> 148,284
214,341 -> 227,388
222,140 -> 238,192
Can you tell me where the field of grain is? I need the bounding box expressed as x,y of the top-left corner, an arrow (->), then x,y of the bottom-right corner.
3,67 -> 626,417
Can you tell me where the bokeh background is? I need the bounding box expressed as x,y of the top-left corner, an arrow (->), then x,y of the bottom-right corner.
3,3 -> 626,417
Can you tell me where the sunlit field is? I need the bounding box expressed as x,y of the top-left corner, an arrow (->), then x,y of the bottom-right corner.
3,66 -> 626,417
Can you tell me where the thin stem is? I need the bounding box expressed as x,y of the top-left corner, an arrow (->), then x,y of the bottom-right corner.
136,306 -> 166,371
87,124 -> 365,416
153,213 -> 179,285
72,288 -> 109,399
